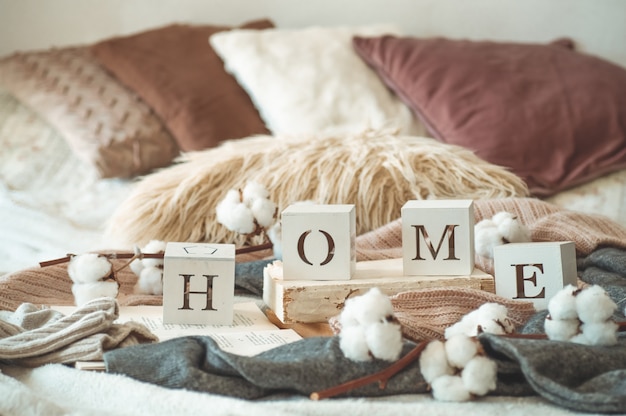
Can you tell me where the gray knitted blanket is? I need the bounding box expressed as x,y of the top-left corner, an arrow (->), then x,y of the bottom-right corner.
104,247 -> 626,413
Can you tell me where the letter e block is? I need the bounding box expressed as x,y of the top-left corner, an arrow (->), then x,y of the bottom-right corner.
281,204 -> 356,280
162,242 -> 235,325
402,199 -> 474,275
493,241 -> 577,310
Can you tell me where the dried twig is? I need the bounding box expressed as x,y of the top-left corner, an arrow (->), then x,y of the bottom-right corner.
310,340 -> 428,400
39,242 -> 274,268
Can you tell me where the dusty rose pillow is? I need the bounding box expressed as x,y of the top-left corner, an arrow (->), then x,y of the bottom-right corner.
353,35 -> 626,196
0,47 -> 179,178
91,20 -> 273,152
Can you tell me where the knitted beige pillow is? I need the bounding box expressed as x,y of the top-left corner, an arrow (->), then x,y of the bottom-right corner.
105,130 -> 529,248
0,47 -> 179,178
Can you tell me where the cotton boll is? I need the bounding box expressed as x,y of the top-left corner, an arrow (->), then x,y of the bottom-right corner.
478,318 -> 513,335
365,321 -> 403,361
444,318 -> 477,339
222,203 -> 256,234
129,257 -> 144,276
575,285 -> 617,323
569,332 -> 592,345
544,317 -> 580,341
477,302 -> 510,321
445,302 -> 511,338
135,266 -> 163,295
461,355 -> 498,396
476,303 -> 513,334
492,211 -> 531,243
216,189 -> 243,229
140,240 -> 166,268
580,321 -> 618,346
222,189 -> 242,205
547,285 -> 579,320
242,181 -> 269,204
445,334 -> 478,368
68,253 -> 112,284
267,222 -> 282,259
339,325 -> 371,361
72,281 -> 118,306
431,375 -> 471,402
341,288 -> 394,326
420,340 -> 454,384
474,220 -> 502,258
250,198 -> 277,228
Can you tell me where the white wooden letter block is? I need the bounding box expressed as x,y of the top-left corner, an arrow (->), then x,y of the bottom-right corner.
281,204 -> 356,280
493,241 -> 577,310
401,199 -> 474,276
162,242 -> 235,325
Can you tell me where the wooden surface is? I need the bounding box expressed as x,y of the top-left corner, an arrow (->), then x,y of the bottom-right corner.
263,258 -> 494,324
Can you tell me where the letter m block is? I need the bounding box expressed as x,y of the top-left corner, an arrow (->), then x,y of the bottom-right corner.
162,242 -> 235,325
401,200 -> 474,276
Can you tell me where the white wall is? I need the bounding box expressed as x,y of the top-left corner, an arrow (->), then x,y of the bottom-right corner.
1,0 -> 624,67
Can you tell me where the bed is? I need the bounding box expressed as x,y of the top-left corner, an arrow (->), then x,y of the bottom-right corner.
1,0 -> 625,415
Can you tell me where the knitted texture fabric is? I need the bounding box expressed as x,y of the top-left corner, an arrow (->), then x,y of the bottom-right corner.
0,257 -> 162,311
327,287 -> 536,342
103,331 -> 626,413
0,298 -> 157,366
577,247 -> 626,319
389,288 -> 536,342
0,256 -> 273,311
355,197 -> 626,276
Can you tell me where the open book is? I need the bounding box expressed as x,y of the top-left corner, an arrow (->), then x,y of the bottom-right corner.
51,302 -> 302,369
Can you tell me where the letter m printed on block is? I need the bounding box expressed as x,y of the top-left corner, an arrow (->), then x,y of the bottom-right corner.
411,224 -> 460,261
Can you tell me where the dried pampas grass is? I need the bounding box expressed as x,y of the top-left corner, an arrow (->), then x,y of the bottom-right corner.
105,130 -> 528,247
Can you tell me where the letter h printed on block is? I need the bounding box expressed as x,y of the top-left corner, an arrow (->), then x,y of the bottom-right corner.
401,200 -> 474,276
162,242 -> 235,325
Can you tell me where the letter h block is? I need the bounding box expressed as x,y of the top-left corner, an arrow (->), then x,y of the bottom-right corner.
281,204 -> 356,280
493,241 -> 577,310
401,200 -> 474,276
162,242 -> 235,325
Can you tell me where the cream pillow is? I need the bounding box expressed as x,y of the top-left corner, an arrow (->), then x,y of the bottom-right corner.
105,130 -> 528,248
210,26 -> 426,136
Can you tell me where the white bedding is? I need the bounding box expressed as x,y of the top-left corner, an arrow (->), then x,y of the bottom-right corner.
0,362 -> 592,416
0,91 -> 133,275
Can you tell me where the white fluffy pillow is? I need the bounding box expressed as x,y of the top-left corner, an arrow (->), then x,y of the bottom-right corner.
210,26 -> 425,136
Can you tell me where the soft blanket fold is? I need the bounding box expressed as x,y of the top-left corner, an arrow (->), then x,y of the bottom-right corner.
103,331 -> 626,413
480,334 -> 626,414
0,298 -> 157,366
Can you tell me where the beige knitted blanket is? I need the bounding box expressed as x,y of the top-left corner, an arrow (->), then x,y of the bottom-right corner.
0,298 -> 157,366
356,197 -> 626,274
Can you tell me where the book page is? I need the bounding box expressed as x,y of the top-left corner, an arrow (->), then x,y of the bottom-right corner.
52,302 -> 281,340
210,328 -> 303,356
114,302 -> 280,340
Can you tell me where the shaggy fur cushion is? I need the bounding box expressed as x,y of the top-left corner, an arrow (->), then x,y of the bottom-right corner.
105,130 -> 529,248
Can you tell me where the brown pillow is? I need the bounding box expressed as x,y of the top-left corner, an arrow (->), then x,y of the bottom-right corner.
0,47 -> 179,178
91,20 -> 273,152
353,35 -> 626,197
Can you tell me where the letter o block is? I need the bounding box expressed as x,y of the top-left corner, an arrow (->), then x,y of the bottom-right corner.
493,241 -> 577,310
162,242 -> 235,325
402,200 -> 474,276
281,204 -> 356,280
